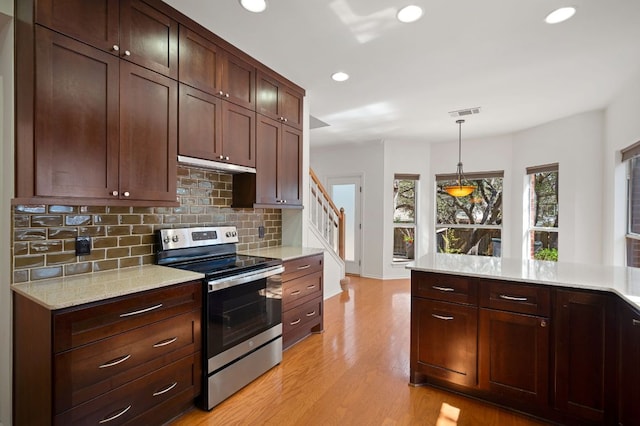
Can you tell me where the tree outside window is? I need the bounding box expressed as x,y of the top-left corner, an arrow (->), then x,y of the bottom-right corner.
435,172 -> 503,256
527,164 -> 559,261
393,175 -> 418,262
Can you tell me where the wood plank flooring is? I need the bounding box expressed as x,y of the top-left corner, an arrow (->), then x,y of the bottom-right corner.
171,276 -> 551,426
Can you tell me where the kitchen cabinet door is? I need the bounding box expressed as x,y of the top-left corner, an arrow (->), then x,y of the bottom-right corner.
120,61 -> 177,202
479,309 -> 549,407
120,0 -> 178,79
223,52 -> 256,110
253,114 -> 280,205
34,26 -> 120,199
178,25 -> 223,96
222,102 -> 256,168
619,301 -> 640,426
279,125 -> 303,206
411,298 -> 477,387
554,290 -> 617,424
179,84 -> 223,161
256,71 -> 303,130
35,0 -> 120,52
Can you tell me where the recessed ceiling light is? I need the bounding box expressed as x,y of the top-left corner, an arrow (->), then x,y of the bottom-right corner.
544,7 -> 576,24
331,72 -> 349,82
397,5 -> 423,23
239,0 -> 267,13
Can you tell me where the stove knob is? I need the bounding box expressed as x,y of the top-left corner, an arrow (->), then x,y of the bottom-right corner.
172,235 -> 179,242
226,232 -> 232,237
163,237 -> 170,244
233,231 -> 237,237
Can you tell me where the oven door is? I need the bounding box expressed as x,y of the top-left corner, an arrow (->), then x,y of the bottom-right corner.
206,266 -> 283,371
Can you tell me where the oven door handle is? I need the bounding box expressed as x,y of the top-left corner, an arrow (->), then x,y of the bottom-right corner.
208,265 -> 284,292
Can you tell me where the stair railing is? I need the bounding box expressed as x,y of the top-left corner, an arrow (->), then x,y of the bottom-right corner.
309,168 -> 345,260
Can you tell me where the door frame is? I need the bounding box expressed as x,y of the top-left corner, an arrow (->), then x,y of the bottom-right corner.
327,174 -> 363,276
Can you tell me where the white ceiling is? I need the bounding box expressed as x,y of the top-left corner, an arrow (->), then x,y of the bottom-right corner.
163,0 -> 640,146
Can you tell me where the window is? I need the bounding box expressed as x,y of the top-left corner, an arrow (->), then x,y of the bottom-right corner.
393,174 -> 418,262
623,141 -> 640,267
527,164 -> 559,261
435,171 -> 503,256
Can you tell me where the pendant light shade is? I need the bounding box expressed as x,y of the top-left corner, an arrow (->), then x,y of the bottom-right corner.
444,119 -> 475,197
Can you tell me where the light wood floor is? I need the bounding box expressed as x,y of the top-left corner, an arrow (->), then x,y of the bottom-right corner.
171,276 -> 551,426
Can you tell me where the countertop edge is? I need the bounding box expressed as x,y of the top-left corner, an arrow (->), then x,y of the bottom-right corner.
239,246 -> 325,261
11,265 -> 205,310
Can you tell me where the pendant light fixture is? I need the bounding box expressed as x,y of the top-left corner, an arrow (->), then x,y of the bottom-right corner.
444,119 -> 476,197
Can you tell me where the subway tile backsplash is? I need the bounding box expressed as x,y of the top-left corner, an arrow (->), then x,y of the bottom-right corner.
11,165 -> 282,284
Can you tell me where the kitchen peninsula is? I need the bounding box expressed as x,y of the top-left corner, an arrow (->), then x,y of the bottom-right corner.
408,254 -> 640,425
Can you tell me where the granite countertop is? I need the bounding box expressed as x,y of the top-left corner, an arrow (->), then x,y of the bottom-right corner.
11,265 -> 205,310
239,246 -> 324,261
408,253 -> 640,309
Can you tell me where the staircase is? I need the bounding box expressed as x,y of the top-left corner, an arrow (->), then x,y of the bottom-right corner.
309,169 -> 350,291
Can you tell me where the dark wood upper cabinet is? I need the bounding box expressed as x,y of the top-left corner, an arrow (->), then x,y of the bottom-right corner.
34,0 -> 178,79
280,125 -> 303,205
179,84 -> 223,161
618,301 -> 640,426
33,26 -> 120,199
179,25 -> 255,110
554,289 -> 617,424
120,0 -> 178,79
119,62 -> 177,202
256,71 -> 303,130
222,102 -> 256,168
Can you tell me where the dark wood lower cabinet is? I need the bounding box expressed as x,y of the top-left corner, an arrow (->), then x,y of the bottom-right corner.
554,290 -> 617,424
410,271 -> 626,425
479,309 -> 549,407
411,298 -> 477,387
619,301 -> 640,426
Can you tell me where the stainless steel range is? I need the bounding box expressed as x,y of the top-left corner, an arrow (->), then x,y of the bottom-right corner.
156,226 -> 283,410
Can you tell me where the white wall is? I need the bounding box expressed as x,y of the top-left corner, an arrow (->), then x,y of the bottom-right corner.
0,2 -> 13,425
604,71 -> 640,266
382,140 -> 430,279
511,110 -> 605,264
310,141 -> 385,279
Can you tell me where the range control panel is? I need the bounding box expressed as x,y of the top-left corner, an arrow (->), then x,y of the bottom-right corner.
158,226 -> 239,250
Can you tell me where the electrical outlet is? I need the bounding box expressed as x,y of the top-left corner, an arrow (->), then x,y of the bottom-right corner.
75,236 -> 91,256
258,225 -> 265,239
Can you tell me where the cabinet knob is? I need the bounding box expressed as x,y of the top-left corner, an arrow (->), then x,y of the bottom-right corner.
219,91 -> 224,96
111,190 -> 119,196
219,155 -> 225,160
112,45 -> 120,52
284,118 -> 288,122
225,156 -> 230,161
540,320 -> 548,327
123,50 -> 131,57
225,93 -> 230,98
123,191 -> 130,197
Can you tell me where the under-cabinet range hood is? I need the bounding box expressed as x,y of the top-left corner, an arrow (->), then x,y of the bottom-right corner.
178,155 -> 256,174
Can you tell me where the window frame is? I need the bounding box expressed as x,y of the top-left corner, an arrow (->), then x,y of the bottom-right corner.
526,163 -> 559,261
393,174 -> 419,263
623,143 -> 640,266
434,171 -> 504,256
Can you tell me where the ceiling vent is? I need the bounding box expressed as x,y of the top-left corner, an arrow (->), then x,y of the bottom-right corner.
449,107 -> 481,118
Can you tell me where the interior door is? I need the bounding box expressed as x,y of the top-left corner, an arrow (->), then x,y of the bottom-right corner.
328,176 -> 362,275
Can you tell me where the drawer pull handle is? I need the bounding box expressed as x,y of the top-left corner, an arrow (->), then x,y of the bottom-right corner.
432,286 -> 454,292
290,290 -> 301,296
98,405 -> 131,424
499,294 -> 528,302
153,382 -> 178,397
119,303 -> 163,318
153,337 -> 178,348
306,310 -> 316,317
98,354 -> 131,369
297,264 -> 311,270
432,314 -> 454,321
290,318 -> 301,325
307,284 -> 316,289
633,319 -> 640,327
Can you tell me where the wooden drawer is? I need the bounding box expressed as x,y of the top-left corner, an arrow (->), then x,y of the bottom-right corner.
283,297 -> 322,336
54,310 -> 200,413
54,353 -> 199,426
411,271 -> 478,306
282,271 -> 322,311
53,281 -> 201,352
479,279 -> 550,316
282,254 -> 323,282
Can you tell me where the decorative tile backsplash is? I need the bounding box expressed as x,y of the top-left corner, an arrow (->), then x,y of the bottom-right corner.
11,165 -> 282,284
